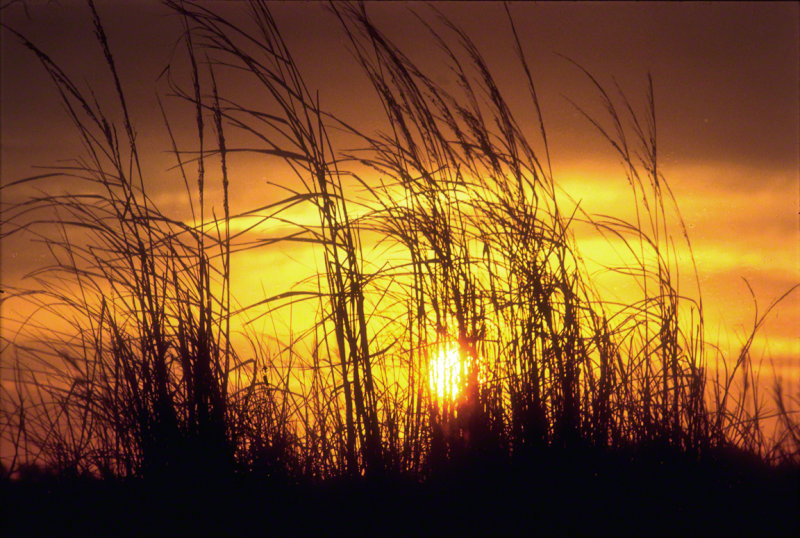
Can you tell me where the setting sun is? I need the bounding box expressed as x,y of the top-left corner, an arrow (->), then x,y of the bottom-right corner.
429,343 -> 466,400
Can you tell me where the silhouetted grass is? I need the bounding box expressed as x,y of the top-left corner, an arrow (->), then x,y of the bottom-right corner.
1,1 -> 798,534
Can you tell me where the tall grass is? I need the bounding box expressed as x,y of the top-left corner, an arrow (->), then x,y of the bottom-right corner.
1,0 -> 797,482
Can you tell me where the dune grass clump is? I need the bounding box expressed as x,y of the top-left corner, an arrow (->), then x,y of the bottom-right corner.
1,0 -> 798,489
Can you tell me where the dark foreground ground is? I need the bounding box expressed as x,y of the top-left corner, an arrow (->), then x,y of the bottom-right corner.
2,446 -> 798,536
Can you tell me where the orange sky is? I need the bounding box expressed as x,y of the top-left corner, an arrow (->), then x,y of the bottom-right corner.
2,1 -> 798,383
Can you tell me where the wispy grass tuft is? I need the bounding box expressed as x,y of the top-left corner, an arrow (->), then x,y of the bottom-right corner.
1,0 -> 798,486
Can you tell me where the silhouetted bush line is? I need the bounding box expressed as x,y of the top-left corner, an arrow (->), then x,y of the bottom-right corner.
1,1 -> 798,529
2,445 -> 798,535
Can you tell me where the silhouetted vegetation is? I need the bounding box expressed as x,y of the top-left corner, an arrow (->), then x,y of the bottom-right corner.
2,1 -> 798,535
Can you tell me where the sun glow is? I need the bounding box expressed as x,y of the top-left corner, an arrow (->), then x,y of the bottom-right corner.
429,343 -> 466,400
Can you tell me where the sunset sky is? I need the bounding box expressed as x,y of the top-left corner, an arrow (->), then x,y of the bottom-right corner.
2,1 -> 798,382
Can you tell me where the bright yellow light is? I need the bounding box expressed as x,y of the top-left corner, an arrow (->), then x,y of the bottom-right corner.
429,343 -> 464,400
